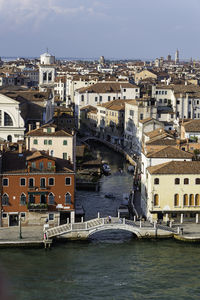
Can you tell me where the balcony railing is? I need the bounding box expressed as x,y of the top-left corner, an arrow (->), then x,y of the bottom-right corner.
27,203 -> 48,211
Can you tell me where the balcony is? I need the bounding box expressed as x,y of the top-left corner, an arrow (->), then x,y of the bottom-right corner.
27,203 -> 48,211
28,167 -> 56,173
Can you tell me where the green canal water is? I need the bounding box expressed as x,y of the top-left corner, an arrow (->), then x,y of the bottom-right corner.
0,143 -> 200,299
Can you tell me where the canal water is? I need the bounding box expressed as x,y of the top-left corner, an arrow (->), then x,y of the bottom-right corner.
0,143 -> 200,300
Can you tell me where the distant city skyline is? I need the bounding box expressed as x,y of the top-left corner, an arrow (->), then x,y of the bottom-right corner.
0,0 -> 200,60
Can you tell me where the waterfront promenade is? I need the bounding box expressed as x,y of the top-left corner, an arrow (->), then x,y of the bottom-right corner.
0,222 -> 200,247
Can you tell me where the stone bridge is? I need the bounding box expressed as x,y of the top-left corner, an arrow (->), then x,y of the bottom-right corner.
45,217 -> 175,240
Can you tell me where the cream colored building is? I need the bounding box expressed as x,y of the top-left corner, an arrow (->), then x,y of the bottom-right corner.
124,98 -> 157,153
146,161 -> 200,223
26,123 -> 75,165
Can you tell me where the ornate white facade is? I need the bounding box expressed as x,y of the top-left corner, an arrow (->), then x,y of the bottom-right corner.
0,94 -> 25,142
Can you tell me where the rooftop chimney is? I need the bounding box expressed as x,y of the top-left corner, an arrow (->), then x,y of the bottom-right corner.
36,122 -> 40,129
28,124 -> 32,132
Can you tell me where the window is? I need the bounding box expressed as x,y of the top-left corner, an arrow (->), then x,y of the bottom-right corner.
40,194 -> 46,204
175,178 -> 180,185
95,97 -> 98,102
63,140 -> 68,145
81,95 -> 84,102
50,150 -> 54,156
29,178 -> 34,188
183,194 -> 188,206
29,194 -> 35,204
4,112 -> 13,126
48,140 -> 52,145
49,213 -> 54,221
140,114 -> 143,120
48,193 -> 55,205
176,100 -> 180,105
165,91 -> 167,95
33,139 -> 38,145
195,194 -> 200,206
20,178 -> 26,186
31,162 -> 36,169
44,140 -> 48,145
65,177 -> 71,185
130,110 -> 134,116
20,193 -> 26,205
39,162 -> 44,170
154,178 -> 159,185
108,96 -> 111,101
184,178 -> 189,185
154,194 -> 159,207
40,178 -> 46,188
2,194 -> 9,206
47,162 -> 52,169
48,178 -> 54,186
2,178 -> 8,186
164,99 -> 167,104
99,96 -> 102,102
196,178 -> 200,184
124,89 -> 126,92
189,194 -> 194,206
65,193 -> 71,204
47,128 -> 51,134
174,194 -> 179,207
2,213 -> 7,218
21,213 -> 26,218
63,153 -> 68,160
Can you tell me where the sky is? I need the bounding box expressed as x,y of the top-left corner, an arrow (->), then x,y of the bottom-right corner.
0,0 -> 200,60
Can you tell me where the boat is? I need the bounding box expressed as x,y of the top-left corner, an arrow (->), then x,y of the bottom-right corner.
117,204 -> 129,219
127,165 -> 135,173
102,163 -> 111,174
105,193 -> 115,199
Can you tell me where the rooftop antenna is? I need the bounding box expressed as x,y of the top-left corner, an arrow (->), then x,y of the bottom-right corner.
46,47 -> 49,54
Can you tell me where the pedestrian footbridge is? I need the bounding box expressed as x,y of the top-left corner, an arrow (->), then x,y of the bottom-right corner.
45,217 -> 174,240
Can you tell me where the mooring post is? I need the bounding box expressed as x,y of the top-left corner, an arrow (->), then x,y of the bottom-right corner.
118,211 -> 120,219
154,221 -> 156,229
140,220 -> 142,228
81,217 -> 83,223
98,212 -> 100,219
177,226 -> 180,234
123,218 -> 125,224
134,216 -> 136,222
170,221 -> 172,228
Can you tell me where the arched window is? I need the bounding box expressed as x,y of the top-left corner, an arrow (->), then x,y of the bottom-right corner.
2,194 -> 9,206
20,193 -> 26,205
29,178 -> 34,188
196,178 -> 200,185
175,178 -> 180,185
65,193 -> 71,204
183,194 -> 188,206
4,112 -> 13,126
184,178 -> 189,185
174,194 -> 179,207
81,95 -> 84,102
154,178 -> 159,185
154,194 -> 159,207
40,178 -> 45,188
189,194 -> 194,206
7,135 -> 12,142
195,194 -> 200,206
48,193 -> 54,205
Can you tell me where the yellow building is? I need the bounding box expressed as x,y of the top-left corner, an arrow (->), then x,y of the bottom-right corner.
146,161 -> 200,223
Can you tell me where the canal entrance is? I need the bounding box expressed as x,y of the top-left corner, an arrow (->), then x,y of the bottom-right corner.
76,141 -> 134,221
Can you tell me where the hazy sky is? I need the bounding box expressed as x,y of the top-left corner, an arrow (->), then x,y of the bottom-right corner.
0,0 -> 200,60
